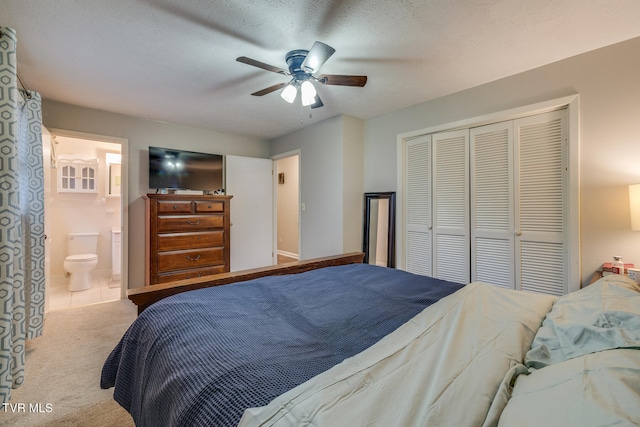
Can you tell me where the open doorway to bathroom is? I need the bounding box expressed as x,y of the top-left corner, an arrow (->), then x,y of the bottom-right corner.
45,129 -> 127,311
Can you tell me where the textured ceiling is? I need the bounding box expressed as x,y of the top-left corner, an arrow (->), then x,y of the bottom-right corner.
2,0 -> 640,140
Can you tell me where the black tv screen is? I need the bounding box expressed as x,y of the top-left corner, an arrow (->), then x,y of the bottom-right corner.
148,146 -> 224,192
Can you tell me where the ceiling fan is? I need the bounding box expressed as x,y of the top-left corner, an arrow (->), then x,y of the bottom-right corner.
236,41 -> 367,109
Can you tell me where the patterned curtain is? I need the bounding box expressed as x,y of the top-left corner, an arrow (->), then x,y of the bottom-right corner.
0,27 -> 46,403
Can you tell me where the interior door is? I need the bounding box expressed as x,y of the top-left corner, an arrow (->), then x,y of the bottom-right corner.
404,135 -> 433,276
432,129 -> 470,284
470,121 -> 514,288
225,155 -> 274,271
514,109 -> 567,295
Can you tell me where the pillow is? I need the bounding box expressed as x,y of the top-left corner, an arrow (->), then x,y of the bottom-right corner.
525,274 -> 640,369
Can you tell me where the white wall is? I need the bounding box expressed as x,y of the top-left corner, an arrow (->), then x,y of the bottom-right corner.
270,115 -> 364,259
363,36 -> 640,287
342,115 -> 364,253
42,100 -> 269,288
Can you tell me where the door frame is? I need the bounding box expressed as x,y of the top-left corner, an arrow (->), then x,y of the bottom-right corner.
47,128 -> 129,298
271,150 -> 302,261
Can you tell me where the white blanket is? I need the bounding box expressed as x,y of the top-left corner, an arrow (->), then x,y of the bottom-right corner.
499,274 -> 640,426
526,274 -> 640,368
499,349 -> 640,426
239,283 -> 556,427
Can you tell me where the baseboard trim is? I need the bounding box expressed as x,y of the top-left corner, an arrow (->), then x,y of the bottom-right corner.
277,250 -> 299,260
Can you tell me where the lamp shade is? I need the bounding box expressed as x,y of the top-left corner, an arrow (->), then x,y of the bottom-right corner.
280,84 -> 297,103
300,81 -> 317,106
630,184 -> 640,231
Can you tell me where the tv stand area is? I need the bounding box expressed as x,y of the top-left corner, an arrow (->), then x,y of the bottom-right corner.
144,193 -> 232,286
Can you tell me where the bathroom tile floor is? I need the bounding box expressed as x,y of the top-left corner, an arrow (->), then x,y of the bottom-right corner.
49,276 -> 122,311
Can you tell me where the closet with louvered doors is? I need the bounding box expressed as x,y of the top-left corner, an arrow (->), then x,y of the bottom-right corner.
404,108 -> 568,295
471,109 -> 568,295
404,129 -> 470,285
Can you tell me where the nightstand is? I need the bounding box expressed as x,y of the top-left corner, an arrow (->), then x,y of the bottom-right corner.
588,271 -> 603,286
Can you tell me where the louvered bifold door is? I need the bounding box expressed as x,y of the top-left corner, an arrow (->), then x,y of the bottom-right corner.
405,135 -> 433,276
433,129 -> 469,284
470,121 -> 515,288
514,109 -> 567,295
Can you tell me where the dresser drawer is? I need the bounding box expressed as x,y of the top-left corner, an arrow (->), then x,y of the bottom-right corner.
156,265 -> 227,283
157,200 -> 193,213
157,215 -> 224,232
195,200 -> 224,213
157,248 -> 225,272
157,231 -> 224,251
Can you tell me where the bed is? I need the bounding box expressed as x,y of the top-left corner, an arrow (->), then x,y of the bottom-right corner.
101,255 -> 640,427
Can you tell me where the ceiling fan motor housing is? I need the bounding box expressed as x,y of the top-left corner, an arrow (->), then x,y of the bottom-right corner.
285,50 -> 311,81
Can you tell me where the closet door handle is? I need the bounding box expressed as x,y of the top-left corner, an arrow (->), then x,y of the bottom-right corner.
187,220 -> 201,226
186,255 -> 201,262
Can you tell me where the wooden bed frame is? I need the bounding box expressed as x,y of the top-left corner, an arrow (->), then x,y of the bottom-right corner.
128,252 -> 365,314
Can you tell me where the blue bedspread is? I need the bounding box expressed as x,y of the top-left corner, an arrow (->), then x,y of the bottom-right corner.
101,264 -> 464,427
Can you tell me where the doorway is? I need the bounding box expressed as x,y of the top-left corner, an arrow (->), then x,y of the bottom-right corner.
45,128 -> 128,311
274,152 -> 300,263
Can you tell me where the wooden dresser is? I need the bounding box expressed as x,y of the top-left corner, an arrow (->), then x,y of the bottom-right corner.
144,194 -> 232,285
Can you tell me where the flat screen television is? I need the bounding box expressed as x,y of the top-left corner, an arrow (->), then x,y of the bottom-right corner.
148,146 -> 224,192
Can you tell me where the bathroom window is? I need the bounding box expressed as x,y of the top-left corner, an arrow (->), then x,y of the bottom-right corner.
57,158 -> 99,193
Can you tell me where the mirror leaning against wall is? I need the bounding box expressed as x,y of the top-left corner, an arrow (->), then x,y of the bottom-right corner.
363,192 -> 396,268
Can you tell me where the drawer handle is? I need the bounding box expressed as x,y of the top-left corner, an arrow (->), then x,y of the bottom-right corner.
187,220 -> 201,226
186,255 -> 201,262
173,205 -> 178,210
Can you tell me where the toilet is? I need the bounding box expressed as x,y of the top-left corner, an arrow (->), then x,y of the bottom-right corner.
64,232 -> 99,291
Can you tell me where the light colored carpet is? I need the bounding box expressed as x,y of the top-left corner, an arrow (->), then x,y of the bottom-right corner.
4,299 -> 137,426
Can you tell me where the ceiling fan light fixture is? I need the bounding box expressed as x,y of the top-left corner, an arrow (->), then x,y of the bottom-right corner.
238,41 -> 366,110
300,80 -> 317,106
280,83 -> 297,103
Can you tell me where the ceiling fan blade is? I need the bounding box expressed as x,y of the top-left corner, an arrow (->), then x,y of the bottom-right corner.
310,94 -> 324,109
301,41 -> 335,73
237,56 -> 288,75
251,82 -> 287,96
318,74 -> 367,87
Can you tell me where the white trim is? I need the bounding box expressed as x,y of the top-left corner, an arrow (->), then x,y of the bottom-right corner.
398,95 -> 580,141
566,96 -> 581,292
48,128 -> 130,298
396,137 -> 406,270
397,95 -> 580,292
277,250 -> 299,260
